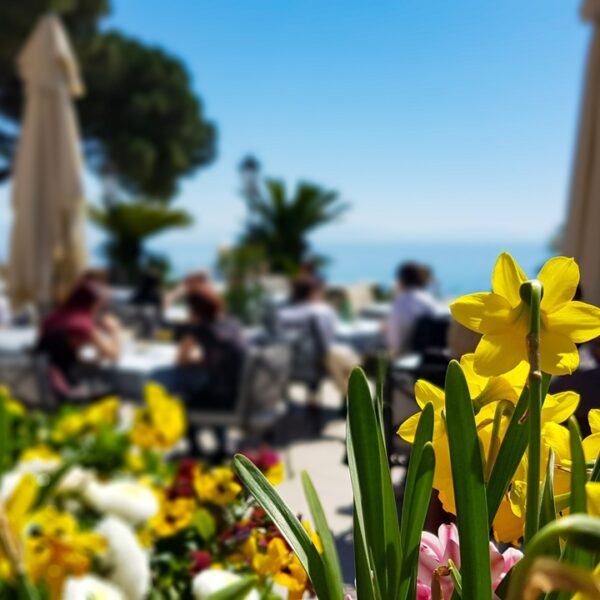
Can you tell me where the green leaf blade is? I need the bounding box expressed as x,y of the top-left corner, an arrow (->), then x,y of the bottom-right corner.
346,368 -> 402,599
301,471 -> 345,599
445,360 -> 492,600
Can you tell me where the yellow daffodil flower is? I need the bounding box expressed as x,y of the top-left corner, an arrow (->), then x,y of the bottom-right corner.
397,354 -> 582,544
150,493 -> 196,537
23,507 -> 106,600
194,467 -> 242,506
397,353 -> 527,443
130,383 -> 186,451
451,253 -> 600,376
582,409 -> 600,463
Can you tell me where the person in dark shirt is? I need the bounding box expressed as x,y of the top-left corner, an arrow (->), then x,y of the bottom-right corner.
153,284 -> 246,457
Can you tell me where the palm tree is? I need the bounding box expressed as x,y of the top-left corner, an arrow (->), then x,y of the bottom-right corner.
90,200 -> 193,283
241,179 -> 349,274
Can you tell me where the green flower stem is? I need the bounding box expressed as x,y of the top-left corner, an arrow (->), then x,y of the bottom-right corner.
522,279 -> 543,545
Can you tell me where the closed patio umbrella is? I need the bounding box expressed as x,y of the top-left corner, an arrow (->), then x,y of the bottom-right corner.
7,14 -> 86,309
564,0 -> 600,305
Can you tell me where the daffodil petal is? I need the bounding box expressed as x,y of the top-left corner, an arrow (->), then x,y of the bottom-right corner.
539,329 -> 579,375
397,412 -> 421,443
582,432 -> 600,463
459,353 -> 488,397
450,293 -> 513,334
538,256 -> 580,313
474,332 -> 526,377
541,391 -> 580,425
542,422 -> 571,462
589,409 -> 600,435
414,379 -> 445,410
545,301 -> 600,344
586,482 -> 600,517
492,252 -> 528,308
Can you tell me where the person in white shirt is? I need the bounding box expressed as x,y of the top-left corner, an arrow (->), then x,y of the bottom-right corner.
384,262 -> 441,356
278,276 -> 360,400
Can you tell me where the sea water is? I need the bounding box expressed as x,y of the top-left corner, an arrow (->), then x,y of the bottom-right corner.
143,239 -> 551,299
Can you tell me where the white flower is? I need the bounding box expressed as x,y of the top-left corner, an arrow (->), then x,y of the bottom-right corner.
61,574 -> 124,600
84,480 -> 158,524
192,569 -> 260,600
58,466 -> 95,493
96,516 -> 150,600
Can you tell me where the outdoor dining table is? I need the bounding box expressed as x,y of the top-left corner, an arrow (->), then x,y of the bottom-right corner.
335,318 -> 384,354
0,326 -> 37,356
96,340 -> 178,400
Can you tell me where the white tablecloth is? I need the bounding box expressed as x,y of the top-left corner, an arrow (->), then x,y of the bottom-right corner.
0,327 -> 37,355
104,341 -> 178,399
335,319 -> 383,353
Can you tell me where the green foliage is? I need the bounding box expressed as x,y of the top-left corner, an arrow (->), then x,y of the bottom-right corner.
241,178 -> 349,275
0,1 -> 216,197
90,200 -> 192,282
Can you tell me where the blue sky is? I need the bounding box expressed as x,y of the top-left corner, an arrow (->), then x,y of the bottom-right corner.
0,1 -> 592,262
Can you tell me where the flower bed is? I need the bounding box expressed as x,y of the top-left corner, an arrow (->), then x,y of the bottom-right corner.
0,384 -> 310,599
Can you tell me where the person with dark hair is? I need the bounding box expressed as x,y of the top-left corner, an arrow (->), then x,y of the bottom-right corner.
37,281 -> 122,386
153,283 -> 246,457
384,261 -> 441,355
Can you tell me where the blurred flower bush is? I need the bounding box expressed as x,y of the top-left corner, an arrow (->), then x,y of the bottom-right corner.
0,384 -> 309,600
234,253 -> 600,600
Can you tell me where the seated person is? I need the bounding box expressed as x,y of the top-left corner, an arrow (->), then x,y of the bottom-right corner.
163,270 -> 211,309
384,262 -> 441,356
153,285 -> 246,457
37,280 -> 121,390
278,276 -> 360,401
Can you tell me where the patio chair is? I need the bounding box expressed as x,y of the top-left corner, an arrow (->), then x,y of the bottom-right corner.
278,316 -> 327,399
383,314 -> 451,467
186,341 -> 292,451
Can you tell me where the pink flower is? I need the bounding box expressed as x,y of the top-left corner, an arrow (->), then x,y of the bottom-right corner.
417,523 -> 523,600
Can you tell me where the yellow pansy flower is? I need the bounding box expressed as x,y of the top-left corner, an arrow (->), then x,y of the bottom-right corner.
23,506 -> 106,600
243,532 -> 289,577
130,383 -> 186,451
52,397 -> 119,442
194,467 -> 242,506
273,553 -> 309,600
150,494 -> 196,537
451,253 -> 600,376
265,462 -> 285,486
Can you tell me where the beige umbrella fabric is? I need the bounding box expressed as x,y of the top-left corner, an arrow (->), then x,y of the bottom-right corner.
564,0 -> 600,306
7,14 -> 86,309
